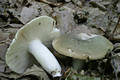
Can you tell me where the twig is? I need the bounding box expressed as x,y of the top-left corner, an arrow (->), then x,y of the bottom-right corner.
39,0 -> 62,7
112,16 -> 120,35
65,68 -> 72,80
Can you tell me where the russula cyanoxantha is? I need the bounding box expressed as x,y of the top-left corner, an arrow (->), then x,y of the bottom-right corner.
6,16 -> 61,77
52,33 -> 113,60
52,33 -> 113,70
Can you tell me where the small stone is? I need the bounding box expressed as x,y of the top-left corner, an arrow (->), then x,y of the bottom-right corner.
80,70 -> 85,75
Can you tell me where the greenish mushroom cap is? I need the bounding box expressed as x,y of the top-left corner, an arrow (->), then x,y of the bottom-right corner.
52,34 -> 113,60
6,16 -> 60,73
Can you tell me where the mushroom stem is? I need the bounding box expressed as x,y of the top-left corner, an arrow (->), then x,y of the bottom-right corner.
72,59 -> 85,71
28,39 -> 61,77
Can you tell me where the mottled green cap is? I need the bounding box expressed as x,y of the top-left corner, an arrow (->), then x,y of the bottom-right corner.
52,33 -> 113,60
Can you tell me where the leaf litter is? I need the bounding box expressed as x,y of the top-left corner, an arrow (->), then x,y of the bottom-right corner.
0,0 -> 120,80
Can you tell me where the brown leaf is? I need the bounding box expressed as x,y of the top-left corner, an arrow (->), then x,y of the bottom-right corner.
53,6 -> 75,34
8,24 -> 23,28
0,60 -> 5,72
0,43 -> 8,60
0,30 -> 9,43
111,54 -> 120,80
8,1 -> 53,24
22,65 -> 50,80
71,24 -> 104,35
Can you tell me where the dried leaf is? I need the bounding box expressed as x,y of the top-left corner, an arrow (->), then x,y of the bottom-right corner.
0,43 -> 8,60
0,61 -> 5,72
71,24 -> 104,35
0,30 -> 9,43
112,19 -> 120,40
21,1 -> 52,24
23,65 -> 50,80
117,1 -> 120,13
65,68 -> 100,80
90,1 -> 107,11
53,6 -> 75,34
8,24 -> 23,28
71,0 -> 82,7
111,54 -> 120,80
111,43 -> 120,79
8,1 -> 53,24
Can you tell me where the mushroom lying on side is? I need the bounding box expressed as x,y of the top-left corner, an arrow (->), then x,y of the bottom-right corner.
52,33 -> 113,69
6,16 -> 61,77
53,33 -> 113,60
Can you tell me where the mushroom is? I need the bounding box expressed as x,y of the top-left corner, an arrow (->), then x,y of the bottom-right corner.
52,33 -> 113,70
6,16 -> 61,77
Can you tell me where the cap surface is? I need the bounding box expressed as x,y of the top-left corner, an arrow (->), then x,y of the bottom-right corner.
6,16 -> 59,73
52,33 -> 113,60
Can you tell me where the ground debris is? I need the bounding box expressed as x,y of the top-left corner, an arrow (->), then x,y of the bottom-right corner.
62,68 -> 101,80
52,6 -> 76,34
19,65 -> 50,80
39,0 -> 62,6
111,43 -> 120,80
8,1 -> 53,24
89,0 -> 107,11
0,0 -> 120,80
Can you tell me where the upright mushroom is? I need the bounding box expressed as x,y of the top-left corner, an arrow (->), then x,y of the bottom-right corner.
6,16 -> 61,77
52,33 -> 113,69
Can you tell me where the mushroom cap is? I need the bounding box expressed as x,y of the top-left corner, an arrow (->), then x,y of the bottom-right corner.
52,33 -> 113,60
6,16 -> 60,73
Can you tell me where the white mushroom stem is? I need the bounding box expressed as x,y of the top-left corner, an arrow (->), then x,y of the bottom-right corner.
28,39 -> 61,77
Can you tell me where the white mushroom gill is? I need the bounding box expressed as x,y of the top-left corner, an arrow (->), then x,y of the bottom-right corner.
77,33 -> 98,40
28,39 -> 61,77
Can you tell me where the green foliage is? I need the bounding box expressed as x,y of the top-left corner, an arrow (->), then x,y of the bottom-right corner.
66,74 -> 100,80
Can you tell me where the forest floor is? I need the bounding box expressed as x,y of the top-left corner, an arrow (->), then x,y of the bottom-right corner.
0,0 -> 120,80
